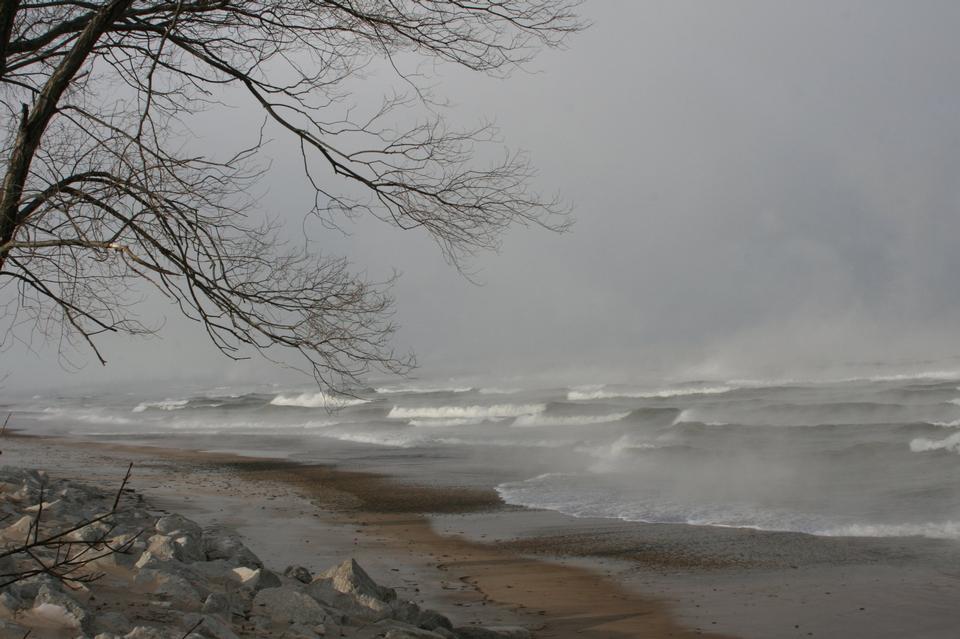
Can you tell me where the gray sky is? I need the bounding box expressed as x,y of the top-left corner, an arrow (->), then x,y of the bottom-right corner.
7,1 -> 960,390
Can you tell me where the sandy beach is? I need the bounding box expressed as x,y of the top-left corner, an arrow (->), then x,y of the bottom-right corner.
3,429 -> 959,638
1,432 -> 731,638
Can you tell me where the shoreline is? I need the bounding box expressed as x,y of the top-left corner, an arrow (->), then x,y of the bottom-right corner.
1,432 -> 730,638
5,429 -> 960,638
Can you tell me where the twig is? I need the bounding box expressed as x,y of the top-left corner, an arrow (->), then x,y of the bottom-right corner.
180,617 -> 203,638
1,412 -> 10,435
112,462 -> 133,512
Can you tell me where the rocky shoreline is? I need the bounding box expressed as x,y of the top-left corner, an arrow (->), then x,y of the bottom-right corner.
0,466 -> 529,639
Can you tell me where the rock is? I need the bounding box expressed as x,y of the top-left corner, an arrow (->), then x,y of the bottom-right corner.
377,621 -> 451,639
92,610 -> 133,634
174,534 -> 206,562
8,573 -> 58,603
93,534 -> 145,569
4,514 -> 34,537
202,532 -> 262,568
284,564 -> 313,583
156,515 -> 205,561
0,620 -> 30,637
319,558 -> 396,605
24,499 -> 61,513
134,569 -> 205,611
453,627 -> 531,639
156,514 -> 203,538
306,578 -> 391,621
413,608 -> 454,632
155,573 -> 204,611
282,622 -> 325,639
0,591 -> 22,621
124,626 -> 179,639
142,532 -> 201,564
32,583 -> 89,630
201,592 -> 231,616
182,613 -> 240,639
230,566 -> 282,591
69,519 -> 112,542
252,587 -> 330,627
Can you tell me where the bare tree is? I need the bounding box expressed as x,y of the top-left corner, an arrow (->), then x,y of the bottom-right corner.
0,1 -> 581,387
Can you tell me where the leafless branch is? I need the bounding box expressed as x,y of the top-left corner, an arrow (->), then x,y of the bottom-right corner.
0,0 -> 583,387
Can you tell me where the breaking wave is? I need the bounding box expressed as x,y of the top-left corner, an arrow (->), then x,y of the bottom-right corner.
512,412 -> 630,427
375,385 -> 473,395
408,418 -> 487,428
387,404 -> 546,420
132,399 -> 188,413
269,392 -> 370,408
910,432 -> 960,453
567,386 -> 734,401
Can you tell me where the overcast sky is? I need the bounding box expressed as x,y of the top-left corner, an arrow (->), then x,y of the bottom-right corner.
7,1 -> 960,391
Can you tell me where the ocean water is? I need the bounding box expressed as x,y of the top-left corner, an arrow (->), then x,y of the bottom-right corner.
7,372 -> 960,539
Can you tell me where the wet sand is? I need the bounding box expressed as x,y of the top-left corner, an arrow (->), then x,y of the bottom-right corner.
0,433 -> 729,638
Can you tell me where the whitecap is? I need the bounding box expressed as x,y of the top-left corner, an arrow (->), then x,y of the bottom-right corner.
409,418 -> 486,428
910,432 -> 960,453
567,386 -> 733,401
387,404 -> 545,419
375,385 -> 473,395
512,412 -> 630,427
269,392 -> 369,408
132,399 -> 188,413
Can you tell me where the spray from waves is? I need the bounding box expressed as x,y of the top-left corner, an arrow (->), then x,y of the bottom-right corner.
269,392 -> 370,408
512,412 -> 631,427
387,404 -> 546,420
41,408 -> 136,426
165,418 -> 337,432
132,399 -> 188,413
567,386 -> 734,401
579,435 -> 662,472
374,385 -> 473,395
910,432 -> 960,453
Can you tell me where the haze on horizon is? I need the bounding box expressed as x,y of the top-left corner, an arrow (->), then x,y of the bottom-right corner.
6,1 -> 960,392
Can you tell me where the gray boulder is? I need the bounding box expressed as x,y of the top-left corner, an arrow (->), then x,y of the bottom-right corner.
316,558 -> 396,607
156,514 -> 203,538
251,587 -> 330,627
202,532 -> 262,568
182,613 -> 241,639
32,583 -> 89,630
229,566 -> 282,591
92,611 -> 133,635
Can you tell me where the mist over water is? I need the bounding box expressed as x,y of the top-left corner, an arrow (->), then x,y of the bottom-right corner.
9,366 -> 960,540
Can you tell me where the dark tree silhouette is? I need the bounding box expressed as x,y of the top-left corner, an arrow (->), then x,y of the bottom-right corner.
0,0 -> 580,387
